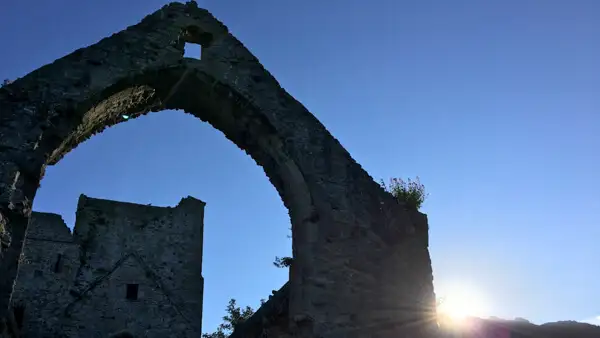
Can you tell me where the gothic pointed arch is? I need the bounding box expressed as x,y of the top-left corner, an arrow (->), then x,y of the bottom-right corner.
0,2 -> 437,337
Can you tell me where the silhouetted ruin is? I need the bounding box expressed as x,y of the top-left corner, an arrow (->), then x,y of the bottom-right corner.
0,1 -> 436,337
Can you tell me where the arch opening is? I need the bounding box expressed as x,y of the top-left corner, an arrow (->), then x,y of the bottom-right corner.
44,65 -> 315,225
17,68 -> 314,336
30,109 -> 293,335
5,63 -> 317,335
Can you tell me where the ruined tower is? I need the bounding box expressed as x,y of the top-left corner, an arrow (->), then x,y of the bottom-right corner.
11,195 -> 205,337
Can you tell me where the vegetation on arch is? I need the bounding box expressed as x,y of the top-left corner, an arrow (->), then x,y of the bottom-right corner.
380,176 -> 428,210
202,298 -> 262,338
270,176 -> 427,267
273,226 -> 293,268
206,177 -> 427,337
273,256 -> 293,268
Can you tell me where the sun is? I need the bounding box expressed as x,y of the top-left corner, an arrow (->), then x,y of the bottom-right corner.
437,296 -> 477,321
436,284 -> 490,326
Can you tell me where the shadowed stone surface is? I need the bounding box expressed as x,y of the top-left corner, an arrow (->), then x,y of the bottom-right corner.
231,210 -> 434,338
234,279 -> 600,338
11,195 -> 205,337
0,2 -> 437,337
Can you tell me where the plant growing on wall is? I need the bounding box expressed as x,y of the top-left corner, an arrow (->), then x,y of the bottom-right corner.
274,226 -> 293,268
380,176 -> 428,210
273,256 -> 293,268
273,178 -> 428,268
202,299 -> 255,338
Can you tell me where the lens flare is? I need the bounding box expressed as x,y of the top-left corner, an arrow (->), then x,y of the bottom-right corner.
436,283 -> 490,326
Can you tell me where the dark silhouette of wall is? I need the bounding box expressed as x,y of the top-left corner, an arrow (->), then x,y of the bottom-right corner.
11,195 -> 205,337
0,2 -> 437,336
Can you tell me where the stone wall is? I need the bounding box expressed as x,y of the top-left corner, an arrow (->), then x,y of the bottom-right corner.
11,194 -> 205,337
0,2 -> 438,336
230,282 -> 292,338
231,209 -> 435,338
10,213 -> 78,337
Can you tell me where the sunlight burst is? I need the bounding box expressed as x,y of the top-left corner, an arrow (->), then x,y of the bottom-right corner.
436,284 -> 490,326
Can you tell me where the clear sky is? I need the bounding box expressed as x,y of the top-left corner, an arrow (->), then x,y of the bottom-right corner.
1,0 -> 599,332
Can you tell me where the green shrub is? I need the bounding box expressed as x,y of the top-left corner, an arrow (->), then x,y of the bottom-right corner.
273,227 -> 292,269
380,176 -> 428,210
273,256 -> 293,268
202,299 -> 254,338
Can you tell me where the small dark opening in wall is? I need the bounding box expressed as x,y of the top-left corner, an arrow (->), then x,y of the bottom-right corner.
184,42 -> 202,59
183,26 -> 213,60
12,304 -> 25,329
126,284 -> 139,301
54,254 -> 63,273
185,26 -> 213,46
34,270 -> 43,278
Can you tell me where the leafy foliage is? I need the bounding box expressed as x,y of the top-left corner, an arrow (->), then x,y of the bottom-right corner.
380,176 -> 428,210
202,299 -> 255,338
273,256 -> 293,268
273,226 -> 293,268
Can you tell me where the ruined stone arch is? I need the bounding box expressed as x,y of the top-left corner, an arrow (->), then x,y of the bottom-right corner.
0,2 -> 437,337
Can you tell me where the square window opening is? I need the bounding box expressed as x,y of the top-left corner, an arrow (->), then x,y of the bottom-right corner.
184,42 -> 202,60
182,26 -> 213,60
126,284 -> 139,301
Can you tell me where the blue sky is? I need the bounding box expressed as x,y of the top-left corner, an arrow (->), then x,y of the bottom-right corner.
1,0 -> 599,332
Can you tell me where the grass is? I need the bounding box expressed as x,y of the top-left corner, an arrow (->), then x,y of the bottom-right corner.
380,176 -> 428,210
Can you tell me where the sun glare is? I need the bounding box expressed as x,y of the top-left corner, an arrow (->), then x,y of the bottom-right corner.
436,284 -> 490,326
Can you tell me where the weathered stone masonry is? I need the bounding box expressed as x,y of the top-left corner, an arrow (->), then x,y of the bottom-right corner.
11,194 -> 205,337
0,1 -> 438,336
230,210 -> 432,338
